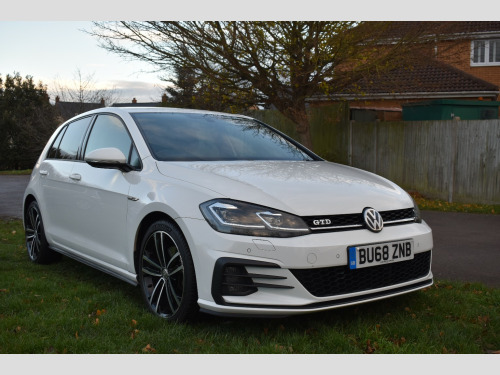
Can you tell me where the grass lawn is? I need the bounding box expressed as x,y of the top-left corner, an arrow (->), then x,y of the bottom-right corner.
0,169 -> 32,175
409,191 -> 500,215
1,219 -> 499,354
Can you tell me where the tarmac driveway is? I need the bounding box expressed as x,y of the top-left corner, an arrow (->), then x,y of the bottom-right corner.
421,211 -> 500,288
0,175 -> 30,220
1,174 -> 499,287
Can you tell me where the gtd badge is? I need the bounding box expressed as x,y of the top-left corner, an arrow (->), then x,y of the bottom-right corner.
313,219 -> 332,226
363,207 -> 383,233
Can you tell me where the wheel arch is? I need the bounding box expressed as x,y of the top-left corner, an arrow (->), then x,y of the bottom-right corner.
133,211 -> 186,274
23,194 -> 37,223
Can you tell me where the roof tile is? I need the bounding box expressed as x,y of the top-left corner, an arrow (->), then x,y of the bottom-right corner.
347,59 -> 499,96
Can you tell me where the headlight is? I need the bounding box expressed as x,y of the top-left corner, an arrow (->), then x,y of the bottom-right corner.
199,199 -> 310,238
411,197 -> 422,223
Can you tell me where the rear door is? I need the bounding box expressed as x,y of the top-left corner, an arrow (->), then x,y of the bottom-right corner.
38,116 -> 93,247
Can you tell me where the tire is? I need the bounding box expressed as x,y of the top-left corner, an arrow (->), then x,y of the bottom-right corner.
138,220 -> 198,322
24,200 -> 61,264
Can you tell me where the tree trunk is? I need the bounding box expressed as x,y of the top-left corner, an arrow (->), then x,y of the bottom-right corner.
296,118 -> 313,150
283,105 -> 314,150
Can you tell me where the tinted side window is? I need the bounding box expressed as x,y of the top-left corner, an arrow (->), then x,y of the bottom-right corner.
47,126 -> 67,159
84,114 -> 141,169
57,117 -> 92,160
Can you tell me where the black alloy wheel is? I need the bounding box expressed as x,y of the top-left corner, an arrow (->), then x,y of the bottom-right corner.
24,200 -> 60,264
138,220 -> 198,322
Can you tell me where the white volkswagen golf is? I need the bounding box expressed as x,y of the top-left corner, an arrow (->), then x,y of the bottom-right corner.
23,107 -> 433,321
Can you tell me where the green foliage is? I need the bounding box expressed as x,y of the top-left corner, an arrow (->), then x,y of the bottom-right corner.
164,65 -> 257,113
163,65 -> 197,108
1,219 -> 499,354
0,73 -> 59,170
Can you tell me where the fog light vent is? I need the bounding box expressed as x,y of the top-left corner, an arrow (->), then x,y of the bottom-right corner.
211,257 -> 284,305
221,265 -> 258,296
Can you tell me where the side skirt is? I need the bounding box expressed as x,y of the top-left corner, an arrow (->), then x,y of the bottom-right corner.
49,246 -> 138,286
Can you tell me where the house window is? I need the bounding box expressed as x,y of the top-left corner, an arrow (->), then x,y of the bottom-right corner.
471,39 -> 500,66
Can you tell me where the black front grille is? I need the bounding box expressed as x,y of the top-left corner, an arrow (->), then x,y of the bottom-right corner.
290,251 -> 431,297
303,208 -> 416,232
382,208 -> 415,224
303,213 -> 362,228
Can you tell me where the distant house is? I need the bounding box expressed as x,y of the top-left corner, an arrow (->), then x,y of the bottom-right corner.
112,94 -> 168,108
310,59 -> 499,121
54,94 -> 170,122
54,96 -> 105,122
309,21 -> 500,121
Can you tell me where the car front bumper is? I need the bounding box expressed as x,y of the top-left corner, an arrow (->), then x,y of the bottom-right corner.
178,217 -> 433,317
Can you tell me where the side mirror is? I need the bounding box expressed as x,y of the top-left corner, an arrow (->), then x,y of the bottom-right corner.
85,148 -> 133,172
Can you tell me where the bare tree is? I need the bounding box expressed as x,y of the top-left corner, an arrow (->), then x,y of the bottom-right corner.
51,68 -> 121,109
89,21 -> 456,149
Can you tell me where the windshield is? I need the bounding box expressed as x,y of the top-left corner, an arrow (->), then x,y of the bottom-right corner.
131,112 -> 316,162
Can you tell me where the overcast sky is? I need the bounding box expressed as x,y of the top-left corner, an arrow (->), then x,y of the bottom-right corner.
0,21 -> 163,104
1,1 -> 497,105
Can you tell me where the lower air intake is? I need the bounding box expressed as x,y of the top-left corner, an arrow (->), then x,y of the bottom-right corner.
290,251 -> 431,297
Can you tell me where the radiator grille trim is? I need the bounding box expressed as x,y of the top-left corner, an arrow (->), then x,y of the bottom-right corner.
303,208 -> 416,233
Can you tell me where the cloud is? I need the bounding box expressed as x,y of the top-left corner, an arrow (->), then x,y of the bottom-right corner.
105,80 -> 166,103
46,77 -> 169,105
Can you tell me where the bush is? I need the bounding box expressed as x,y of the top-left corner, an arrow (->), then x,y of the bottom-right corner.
0,73 -> 59,170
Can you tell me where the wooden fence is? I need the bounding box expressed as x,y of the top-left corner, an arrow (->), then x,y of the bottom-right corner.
250,108 -> 500,204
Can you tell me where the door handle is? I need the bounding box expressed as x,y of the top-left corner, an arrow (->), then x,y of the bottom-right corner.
69,173 -> 82,181
39,170 -> 48,176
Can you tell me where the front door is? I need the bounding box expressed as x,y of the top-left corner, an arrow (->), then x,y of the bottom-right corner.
65,114 -> 140,269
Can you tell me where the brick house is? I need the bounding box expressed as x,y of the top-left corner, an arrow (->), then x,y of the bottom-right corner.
433,21 -> 500,92
309,21 -> 500,121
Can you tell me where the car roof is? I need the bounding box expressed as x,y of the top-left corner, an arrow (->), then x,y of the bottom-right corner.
73,106 -> 253,120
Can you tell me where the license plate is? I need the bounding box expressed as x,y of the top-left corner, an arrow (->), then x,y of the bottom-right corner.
348,240 -> 414,269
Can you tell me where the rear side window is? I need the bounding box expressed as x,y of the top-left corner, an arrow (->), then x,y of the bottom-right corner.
48,117 -> 92,160
47,126 -> 66,159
